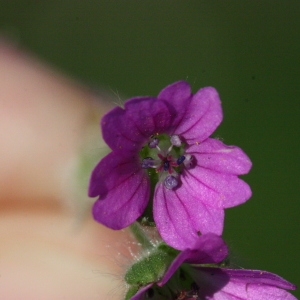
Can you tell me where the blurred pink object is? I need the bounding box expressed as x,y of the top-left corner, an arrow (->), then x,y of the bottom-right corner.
0,40 -> 129,299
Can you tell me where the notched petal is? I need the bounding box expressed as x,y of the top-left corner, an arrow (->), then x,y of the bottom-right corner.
154,183 -> 198,250
184,166 -> 252,209
175,87 -> 223,143
188,138 -> 252,175
214,269 -> 297,300
223,269 -> 297,291
101,106 -> 145,151
158,81 -> 192,131
154,183 -> 225,250
125,97 -> 173,137
89,151 -> 150,229
158,80 -> 191,104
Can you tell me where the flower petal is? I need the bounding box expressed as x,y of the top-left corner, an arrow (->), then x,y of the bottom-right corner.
159,234 -> 228,286
222,269 -> 297,291
157,80 -> 192,129
101,106 -> 145,151
102,97 -> 172,151
174,87 -> 223,144
184,233 -> 228,264
129,284 -> 154,300
188,138 -> 252,175
191,267 -> 231,299
124,96 -> 173,137
194,268 -> 297,300
158,81 -> 191,104
184,160 -> 252,209
246,284 -> 297,300
89,151 -> 149,229
154,183 -> 225,250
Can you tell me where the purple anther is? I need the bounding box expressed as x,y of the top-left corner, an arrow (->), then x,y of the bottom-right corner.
170,135 -> 182,147
141,157 -> 154,169
183,154 -> 193,168
177,155 -> 185,165
164,175 -> 178,190
148,137 -> 159,148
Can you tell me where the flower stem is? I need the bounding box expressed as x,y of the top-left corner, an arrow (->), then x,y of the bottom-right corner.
129,222 -> 154,249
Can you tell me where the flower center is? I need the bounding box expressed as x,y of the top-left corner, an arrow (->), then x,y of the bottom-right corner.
140,134 -> 193,190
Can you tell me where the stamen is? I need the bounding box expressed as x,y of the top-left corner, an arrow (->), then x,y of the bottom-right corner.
170,135 -> 182,147
148,137 -> 159,148
167,144 -> 174,153
183,154 -> 193,168
140,134 -> 193,189
141,157 -> 155,169
177,155 -> 186,165
164,175 -> 178,190
156,145 -> 162,152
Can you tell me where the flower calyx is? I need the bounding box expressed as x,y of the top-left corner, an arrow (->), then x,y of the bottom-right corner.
124,242 -> 179,300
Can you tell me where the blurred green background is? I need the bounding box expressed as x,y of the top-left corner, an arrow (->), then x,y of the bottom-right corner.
1,0 -> 299,297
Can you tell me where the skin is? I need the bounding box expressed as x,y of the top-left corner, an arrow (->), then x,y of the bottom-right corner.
0,40 -> 131,299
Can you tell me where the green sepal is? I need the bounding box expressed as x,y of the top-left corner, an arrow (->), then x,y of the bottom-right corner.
125,248 -> 173,286
124,285 -> 140,300
125,241 -> 180,287
157,242 -> 180,258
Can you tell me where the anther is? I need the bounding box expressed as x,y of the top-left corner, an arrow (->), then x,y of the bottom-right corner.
177,155 -> 185,165
148,137 -> 159,148
183,154 -> 193,168
164,175 -> 178,190
141,157 -> 155,169
170,135 -> 182,147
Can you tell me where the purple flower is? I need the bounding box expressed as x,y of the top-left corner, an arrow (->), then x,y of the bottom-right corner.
89,81 -> 252,249
130,234 -> 297,300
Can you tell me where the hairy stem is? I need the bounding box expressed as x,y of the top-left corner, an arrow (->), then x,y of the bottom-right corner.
129,222 -> 154,249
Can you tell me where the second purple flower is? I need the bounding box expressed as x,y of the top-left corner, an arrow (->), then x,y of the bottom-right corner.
89,81 -> 252,250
